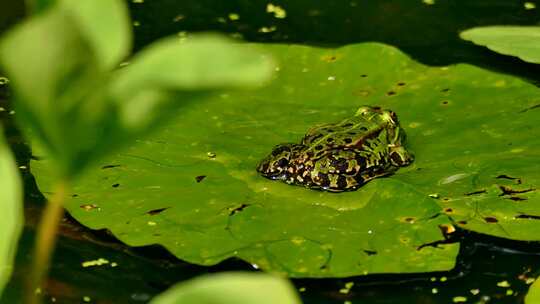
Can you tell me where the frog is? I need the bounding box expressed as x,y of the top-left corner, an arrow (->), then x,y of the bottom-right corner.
256,106 -> 413,192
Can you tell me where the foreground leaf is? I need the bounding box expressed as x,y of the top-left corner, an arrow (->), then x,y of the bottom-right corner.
460,26 -> 540,64
60,0 -> 132,68
0,2 -> 273,179
150,272 -> 301,304
0,128 -> 23,296
111,34 -> 274,95
526,279 -> 540,304
32,42 -> 540,277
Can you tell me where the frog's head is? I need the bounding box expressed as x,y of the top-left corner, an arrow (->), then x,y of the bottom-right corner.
389,146 -> 414,167
257,144 -> 298,180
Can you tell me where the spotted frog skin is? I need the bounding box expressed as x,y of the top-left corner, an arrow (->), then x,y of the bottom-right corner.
257,106 -> 413,192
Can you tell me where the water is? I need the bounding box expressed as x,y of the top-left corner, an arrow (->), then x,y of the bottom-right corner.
1,1 -> 540,303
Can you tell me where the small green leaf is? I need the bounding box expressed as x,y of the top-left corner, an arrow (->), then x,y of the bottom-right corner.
60,0 -> 132,68
0,127 -> 23,297
149,272 -> 301,304
460,26 -> 540,64
526,279 -> 540,304
111,34 -> 275,97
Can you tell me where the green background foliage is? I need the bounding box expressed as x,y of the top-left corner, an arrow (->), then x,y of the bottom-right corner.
32,42 -> 540,277
460,26 -> 540,64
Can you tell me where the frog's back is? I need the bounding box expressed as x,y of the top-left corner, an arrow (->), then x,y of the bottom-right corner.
301,116 -> 368,147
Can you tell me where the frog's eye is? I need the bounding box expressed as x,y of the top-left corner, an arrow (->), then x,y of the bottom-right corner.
355,106 -> 372,116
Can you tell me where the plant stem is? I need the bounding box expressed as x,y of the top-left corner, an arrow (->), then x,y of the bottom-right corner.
26,180 -> 68,304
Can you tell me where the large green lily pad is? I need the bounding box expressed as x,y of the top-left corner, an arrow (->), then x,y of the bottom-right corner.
32,42 -> 540,278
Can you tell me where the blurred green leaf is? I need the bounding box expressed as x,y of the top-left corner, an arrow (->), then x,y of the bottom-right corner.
0,127 -> 23,297
0,1 -> 273,179
526,279 -> 540,304
150,272 -> 301,304
60,0 -> 131,68
460,26 -> 540,64
111,34 -> 274,96
0,6 -> 103,178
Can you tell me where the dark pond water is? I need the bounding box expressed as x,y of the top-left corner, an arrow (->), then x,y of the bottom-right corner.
1,0 -> 540,303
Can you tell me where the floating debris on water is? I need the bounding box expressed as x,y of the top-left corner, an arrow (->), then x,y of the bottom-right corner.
452,296 -> 467,303
524,2 -> 536,9
497,280 -> 510,287
266,3 -> 287,18
82,258 -> 110,268
228,13 -> 240,21
258,26 -> 277,33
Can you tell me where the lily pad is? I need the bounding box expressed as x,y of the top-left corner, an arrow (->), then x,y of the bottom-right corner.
32,42 -> 540,278
460,26 -> 540,64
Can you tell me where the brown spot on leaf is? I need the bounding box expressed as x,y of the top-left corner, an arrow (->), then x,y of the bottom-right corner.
496,174 -> 522,184
228,203 -> 250,216
363,249 -> 377,256
147,207 -> 170,215
499,185 -> 535,196
101,164 -> 121,169
515,214 -> 540,220
404,217 -> 416,223
195,175 -> 207,183
484,217 -> 499,223
465,189 -> 486,196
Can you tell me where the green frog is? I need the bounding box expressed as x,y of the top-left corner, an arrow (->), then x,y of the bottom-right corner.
257,106 -> 413,192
